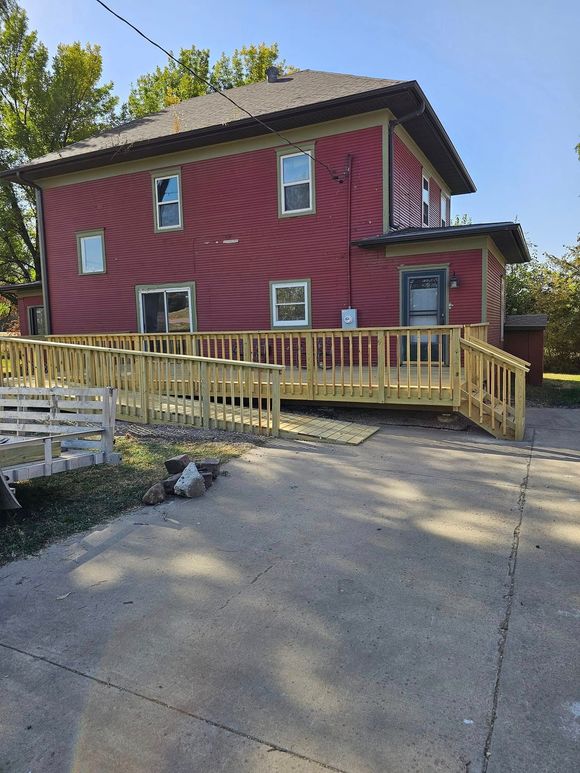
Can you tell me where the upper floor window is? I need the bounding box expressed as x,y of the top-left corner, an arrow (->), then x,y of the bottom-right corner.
270,280 -> 311,327
422,174 -> 430,227
77,229 -> 106,274
137,282 -> 196,333
441,193 -> 450,227
153,170 -> 182,231
278,147 -> 315,216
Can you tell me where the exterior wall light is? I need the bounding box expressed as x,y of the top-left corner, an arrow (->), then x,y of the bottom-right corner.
449,271 -> 460,289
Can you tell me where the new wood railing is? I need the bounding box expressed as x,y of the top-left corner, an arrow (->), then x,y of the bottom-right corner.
0,337 -> 282,436
459,336 -> 529,440
47,325 -> 470,405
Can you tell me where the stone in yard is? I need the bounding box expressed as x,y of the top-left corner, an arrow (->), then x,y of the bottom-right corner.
142,482 -> 166,505
174,463 -> 206,498
164,454 -> 190,474
194,457 -> 221,479
162,473 -> 182,494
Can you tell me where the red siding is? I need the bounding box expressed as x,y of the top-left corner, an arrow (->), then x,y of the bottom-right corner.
487,251 -> 504,347
392,134 -> 422,228
43,127 -> 385,334
17,294 -> 43,336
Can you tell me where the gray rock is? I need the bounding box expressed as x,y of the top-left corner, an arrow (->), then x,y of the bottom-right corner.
142,482 -> 166,505
164,454 -> 191,474
174,463 -> 206,498
162,473 -> 181,494
194,457 -> 221,479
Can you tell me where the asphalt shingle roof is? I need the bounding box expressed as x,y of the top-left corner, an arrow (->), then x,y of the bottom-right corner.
29,70 -> 403,167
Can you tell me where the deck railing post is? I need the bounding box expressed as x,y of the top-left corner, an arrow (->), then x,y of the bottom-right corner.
451,328 -> 462,409
514,367 -> 526,441
377,333 -> 386,403
138,355 -> 150,424
305,332 -> 315,400
271,368 -> 281,437
200,361 -> 211,428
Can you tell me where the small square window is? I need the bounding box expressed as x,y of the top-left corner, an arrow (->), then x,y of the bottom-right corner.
153,171 -> 182,231
271,280 -> 310,327
279,149 -> 315,216
77,230 -> 106,274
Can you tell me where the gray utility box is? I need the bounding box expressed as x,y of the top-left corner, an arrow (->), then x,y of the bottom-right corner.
341,308 -> 358,329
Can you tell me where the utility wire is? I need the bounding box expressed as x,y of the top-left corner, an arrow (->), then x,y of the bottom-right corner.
94,0 -> 343,181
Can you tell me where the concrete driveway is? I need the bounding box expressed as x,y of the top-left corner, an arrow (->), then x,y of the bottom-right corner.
1,409 -> 578,773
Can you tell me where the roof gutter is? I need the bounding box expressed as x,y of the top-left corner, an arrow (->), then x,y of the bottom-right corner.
388,96 -> 426,230
15,172 -> 52,334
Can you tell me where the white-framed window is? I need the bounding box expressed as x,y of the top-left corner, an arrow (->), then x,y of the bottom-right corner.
441,193 -> 450,227
77,230 -> 106,274
270,280 -> 310,327
279,151 -> 314,215
422,174 -> 430,226
137,284 -> 195,333
153,172 -> 182,231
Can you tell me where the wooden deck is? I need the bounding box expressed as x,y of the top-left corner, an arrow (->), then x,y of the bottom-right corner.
0,325 -> 530,440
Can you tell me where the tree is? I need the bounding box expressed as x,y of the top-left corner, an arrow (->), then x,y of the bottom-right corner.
506,238 -> 580,373
125,43 -> 291,119
451,213 -> 472,226
0,2 -> 117,284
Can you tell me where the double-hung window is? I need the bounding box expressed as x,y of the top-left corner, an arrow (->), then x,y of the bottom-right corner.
270,280 -> 311,328
422,174 -> 430,226
279,148 -> 315,216
153,170 -> 182,231
137,283 -> 195,333
441,193 -> 450,227
77,230 -> 106,274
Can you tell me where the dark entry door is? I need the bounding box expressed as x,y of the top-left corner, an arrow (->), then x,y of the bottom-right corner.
401,269 -> 447,361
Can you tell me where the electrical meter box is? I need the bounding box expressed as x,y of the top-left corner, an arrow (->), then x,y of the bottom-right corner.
341,308 -> 358,329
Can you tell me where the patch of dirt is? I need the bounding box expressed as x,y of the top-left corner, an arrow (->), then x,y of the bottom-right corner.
116,421 -> 267,446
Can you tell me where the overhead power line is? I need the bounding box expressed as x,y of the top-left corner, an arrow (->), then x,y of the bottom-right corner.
94,0 -> 343,181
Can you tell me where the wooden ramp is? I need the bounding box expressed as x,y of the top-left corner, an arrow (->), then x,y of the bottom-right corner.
279,412 -> 380,444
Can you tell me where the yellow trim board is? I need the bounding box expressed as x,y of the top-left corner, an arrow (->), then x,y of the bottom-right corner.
384,236 -> 486,258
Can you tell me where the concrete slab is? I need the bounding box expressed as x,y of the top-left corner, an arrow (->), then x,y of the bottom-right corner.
0,415 -> 576,772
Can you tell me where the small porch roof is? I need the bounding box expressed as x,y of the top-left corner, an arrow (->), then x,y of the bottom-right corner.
353,222 -> 531,264
0,280 -> 42,297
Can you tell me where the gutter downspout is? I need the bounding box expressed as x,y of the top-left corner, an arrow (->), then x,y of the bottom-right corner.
388,97 -> 426,230
15,172 -> 51,334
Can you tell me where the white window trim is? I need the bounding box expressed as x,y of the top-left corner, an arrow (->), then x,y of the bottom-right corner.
271,280 -> 310,328
441,193 -> 449,227
153,173 -> 182,231
138,286 -> 194,333
77,230 -> 106,274
422,173 -> 430,227
280,152 -> 313,215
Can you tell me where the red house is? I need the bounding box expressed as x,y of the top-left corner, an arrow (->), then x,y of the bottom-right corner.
1,69 -> 530,343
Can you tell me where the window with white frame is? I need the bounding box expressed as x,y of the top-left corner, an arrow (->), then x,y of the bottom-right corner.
271,280 -> 310,327
77,230 -> 106,274
422,174 -> 430,226
441,193 -> 450,227
279,151 -> 314,215
153,172 -> 182,230
137,284 -> 195,333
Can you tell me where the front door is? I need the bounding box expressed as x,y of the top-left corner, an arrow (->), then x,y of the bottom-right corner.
401,269 -> 447,362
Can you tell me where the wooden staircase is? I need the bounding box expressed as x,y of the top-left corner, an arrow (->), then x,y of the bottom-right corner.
458,337 -> 529,440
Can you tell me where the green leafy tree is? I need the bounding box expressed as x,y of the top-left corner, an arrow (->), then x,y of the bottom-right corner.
125,43 -> 291,119
0,1 -> 117,286
451,213 -> 472,226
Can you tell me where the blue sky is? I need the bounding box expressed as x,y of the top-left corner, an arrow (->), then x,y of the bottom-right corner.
24,0 -> 579,257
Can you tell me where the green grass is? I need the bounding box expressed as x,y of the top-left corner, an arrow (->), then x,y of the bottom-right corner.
527,373 -> 580,407
0,436 -> 249,566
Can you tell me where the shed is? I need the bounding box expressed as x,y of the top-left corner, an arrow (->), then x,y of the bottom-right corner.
504,314 -> 548,386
